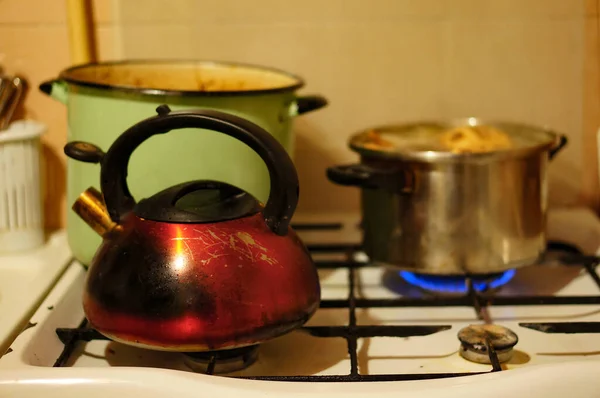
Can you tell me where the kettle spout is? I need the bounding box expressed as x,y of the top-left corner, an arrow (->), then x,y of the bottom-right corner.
72,187 -> 118,236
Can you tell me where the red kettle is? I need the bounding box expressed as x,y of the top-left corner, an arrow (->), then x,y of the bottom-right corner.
64,105 -> 320,352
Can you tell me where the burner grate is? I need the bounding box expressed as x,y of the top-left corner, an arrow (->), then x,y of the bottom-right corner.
52,227 -> 600,381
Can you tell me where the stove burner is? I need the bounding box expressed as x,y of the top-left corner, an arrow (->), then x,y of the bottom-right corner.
182,345 -> 259,374
458,324 -> 518,364
398,269 -> 516,294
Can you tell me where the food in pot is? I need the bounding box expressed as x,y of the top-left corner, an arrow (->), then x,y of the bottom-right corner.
66,63 -> 300,92
439,125 -> 513,154
363,130 -> 395,150
360,124 -> 514,154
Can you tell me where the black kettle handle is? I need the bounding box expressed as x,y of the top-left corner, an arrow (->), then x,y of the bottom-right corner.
98,105 -> 298,236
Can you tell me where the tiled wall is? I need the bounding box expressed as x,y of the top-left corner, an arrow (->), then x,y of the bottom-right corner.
1,0 -> 598,229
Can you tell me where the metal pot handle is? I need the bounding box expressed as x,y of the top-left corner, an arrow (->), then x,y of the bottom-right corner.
295,95 -> 328,115
549,135 -> 568,160
39,79 -> 69,104
326,164 -> 415,194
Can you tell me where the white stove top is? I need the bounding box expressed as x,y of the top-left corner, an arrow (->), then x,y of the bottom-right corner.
0,231 -> 71,356
1,207 -> 600,397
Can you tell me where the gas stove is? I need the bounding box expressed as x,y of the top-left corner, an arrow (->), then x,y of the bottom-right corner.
2,207 -> 600,397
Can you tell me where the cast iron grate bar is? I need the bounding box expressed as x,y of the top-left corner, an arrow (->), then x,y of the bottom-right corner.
519,322 -> 600,334
484,296 -> 600,305
560,254 -> 600,265
467,278 -> 486,321
56,327 -> 106,344
584,262 -> 600,290
206,356 -> 217,375
320,295 -> 600,309
236,372 -> 485,382
307,243 -> 362,253
548,241 -> 584,255
53,318 -> 88,367
291,222 -> 343,231
316,260 -> 367,270
465,277 -> 502,368
305,325 -> 451,338
485,338 -> 503,372
347,261 -> 359,378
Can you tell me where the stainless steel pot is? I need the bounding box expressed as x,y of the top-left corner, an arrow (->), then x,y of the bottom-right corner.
327,119 -> 567,275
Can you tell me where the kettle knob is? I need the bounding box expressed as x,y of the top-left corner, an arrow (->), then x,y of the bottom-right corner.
134,180 -> 261,223
156,104 -> 171,115
98,105 -> 299,236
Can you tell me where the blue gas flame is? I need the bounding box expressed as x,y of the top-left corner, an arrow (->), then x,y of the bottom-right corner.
398,269 -> 516,294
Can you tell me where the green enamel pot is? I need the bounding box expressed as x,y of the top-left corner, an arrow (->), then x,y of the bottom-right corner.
39,60 -> 327,266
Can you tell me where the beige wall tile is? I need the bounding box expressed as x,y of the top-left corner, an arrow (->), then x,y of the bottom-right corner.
118,0 -> 196,23
339,0 -> 444,19
120,25 -> 194,59
0,0 -> 66,24
96,25 -> 120,59
0,25 -> 71,229
0,0 -> 115,25
441,19 -> 583,127
92,0 -> 116,24
443,0 -> 585,18
586,0 -> 599,16
168,0 -> 443,25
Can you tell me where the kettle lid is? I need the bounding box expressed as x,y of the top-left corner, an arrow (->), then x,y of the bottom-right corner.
134,180 -> 261,223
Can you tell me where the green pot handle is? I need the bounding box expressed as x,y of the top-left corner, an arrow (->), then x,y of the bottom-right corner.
291,95 -> 328,116
39,79 -> 69,104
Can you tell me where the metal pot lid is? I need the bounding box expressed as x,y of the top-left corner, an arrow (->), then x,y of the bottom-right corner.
349,118 -> 561,162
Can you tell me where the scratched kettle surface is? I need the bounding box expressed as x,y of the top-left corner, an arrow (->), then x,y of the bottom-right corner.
64,105 -> 320,352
